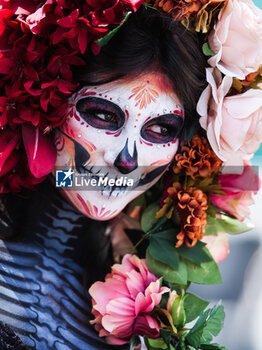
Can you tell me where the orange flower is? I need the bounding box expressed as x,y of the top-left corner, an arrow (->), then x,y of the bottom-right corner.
173,134 -> 222,179
152,0 -> 220,19
168,182 -> 208,248
150,0 -> 225,32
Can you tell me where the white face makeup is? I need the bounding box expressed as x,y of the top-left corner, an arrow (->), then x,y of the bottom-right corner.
54,71 -> 184,220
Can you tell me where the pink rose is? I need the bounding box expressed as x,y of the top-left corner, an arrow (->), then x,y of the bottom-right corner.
202,231 -> 229,263
89,254 -> 169,345
208,0 -> 262,79
209,165 -> 260,221
197,68 -> 262,165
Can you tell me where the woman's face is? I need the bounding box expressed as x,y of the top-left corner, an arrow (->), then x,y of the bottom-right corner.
54,71 -> 184,220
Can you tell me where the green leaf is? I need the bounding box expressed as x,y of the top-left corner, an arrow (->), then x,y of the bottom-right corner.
185,250 -> 222,285
206,203 -> 217,218
205,215 -> 254,236
144,337 -> 163,350
200,343 -> 228,350
149,230 -> 179,270
160,329 -> 172,350
218,214 -> 254,234
197,177 -> 214,188
186,304 -> 225,348
184,293 -> 209,323
186,309 -> 210,347
146,250 -> 188,285
141,202 -> 161,232
201,305 -> 225,344
202,42 -> 215,56
176,242 -> 213,266
97,11 -> 132,47
205,216 -> 220,236
147,338 -> 167,349
130,336 -> 141,350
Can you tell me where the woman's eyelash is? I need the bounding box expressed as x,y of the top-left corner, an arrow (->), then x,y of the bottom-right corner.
94,111 -> 118,122
76,97 -> 125,131
147,125 -> 169,134
141,114 -> 184,144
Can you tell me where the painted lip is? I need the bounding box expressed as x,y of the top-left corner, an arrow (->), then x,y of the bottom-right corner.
78,163 -> 169,198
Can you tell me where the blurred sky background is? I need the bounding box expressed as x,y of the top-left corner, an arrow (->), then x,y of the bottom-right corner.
189,2 -> 262,347
254,0 -> 262,7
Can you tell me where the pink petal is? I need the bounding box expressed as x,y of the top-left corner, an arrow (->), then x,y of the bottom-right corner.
126,270 -> 145,299
89,279 -> 129,314
202,231 -> 229,263
106,335 -> 129,345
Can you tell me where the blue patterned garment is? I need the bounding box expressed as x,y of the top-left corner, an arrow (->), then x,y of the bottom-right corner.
0,180 -> 126,350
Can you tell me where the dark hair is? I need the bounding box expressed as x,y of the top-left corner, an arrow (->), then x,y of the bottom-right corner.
74,7 -> 206,139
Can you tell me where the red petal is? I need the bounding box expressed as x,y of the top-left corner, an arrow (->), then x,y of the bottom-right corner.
57,9 -> 79,27
122,0 -> 144,11
22,124 -> 57,178
0,133 -> 20,173
78,29 -> 88,54
91,41 -> 101,55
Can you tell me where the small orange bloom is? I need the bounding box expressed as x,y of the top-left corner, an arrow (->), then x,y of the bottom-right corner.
168,182 -> 208,247
173,134 -> 222,179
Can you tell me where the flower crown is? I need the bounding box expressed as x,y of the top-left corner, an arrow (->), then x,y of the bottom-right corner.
0,0 -> 262,349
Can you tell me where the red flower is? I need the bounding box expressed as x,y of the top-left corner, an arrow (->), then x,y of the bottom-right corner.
86,0 -> 144,27
0,8 -> 21,52
0,9 -> 15,36
55,9 -> 108,54
46,45 -> 86,81
0,0 -> 145,193
0,0 -> 41,15
0,82 -> 27,128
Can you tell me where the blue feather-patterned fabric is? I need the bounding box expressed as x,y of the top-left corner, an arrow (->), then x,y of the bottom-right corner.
0,180 -> 126,350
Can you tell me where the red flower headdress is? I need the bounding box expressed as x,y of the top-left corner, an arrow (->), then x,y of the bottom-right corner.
0,0 -> 143,193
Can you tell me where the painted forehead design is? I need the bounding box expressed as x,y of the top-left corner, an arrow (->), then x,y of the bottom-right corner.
69,76 -> 184,117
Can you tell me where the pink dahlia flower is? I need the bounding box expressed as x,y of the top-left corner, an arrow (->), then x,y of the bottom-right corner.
89,254 -> 169,345
209,165 -> 260,221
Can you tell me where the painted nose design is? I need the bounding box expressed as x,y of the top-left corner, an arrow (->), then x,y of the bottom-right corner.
114,139 -> 138,174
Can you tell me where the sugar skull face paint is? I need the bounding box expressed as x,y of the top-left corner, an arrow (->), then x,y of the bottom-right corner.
54,72 -> 184,220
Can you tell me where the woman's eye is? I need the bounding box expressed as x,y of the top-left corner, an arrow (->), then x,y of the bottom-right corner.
147,125 -> 169,135
76,97 -> 125,131
141,114 -> 184,144
95,112 -> 117,123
